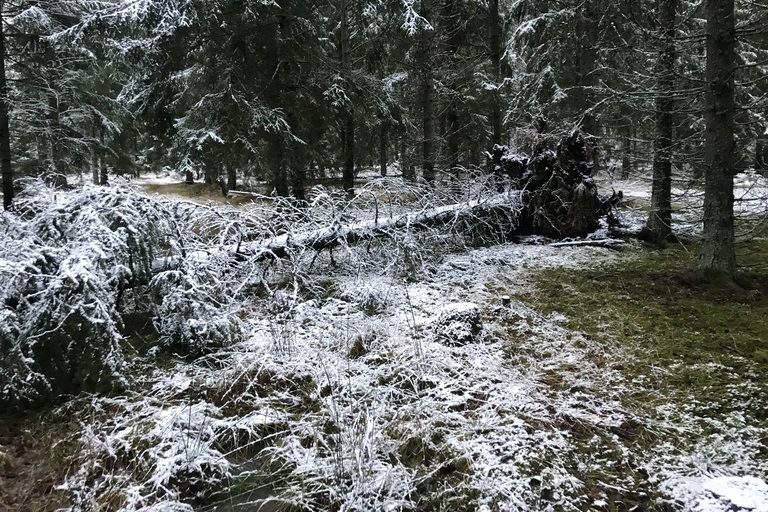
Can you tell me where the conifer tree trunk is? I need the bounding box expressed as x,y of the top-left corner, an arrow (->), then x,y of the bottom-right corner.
422,75 -> 435,182
700,0 -> 736,273
445,0 -> 461,174
420,0 -> 435,183
489,0 -> 503,147
575,0 -> 598,136
227,162 -> 236,191
37,134 -> 49,174
621,130 -> 631,179
646,0 -> 677,242
272,137 -> 289,197
49,96 -> 66,176
401,134 -> 415,181
340,0 -> 355,193
291,166 -> 306,201
0,8 -> 12,210
91,146 -> 99,185
379,126 -> 387,177
99,127 -> 108,186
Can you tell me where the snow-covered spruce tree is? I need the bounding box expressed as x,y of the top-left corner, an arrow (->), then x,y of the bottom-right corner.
0,4 -> 12,209
148,264 -> 243,356
0,182 -> 182,408
111,0 -> 320,195
0,0 -> 135,192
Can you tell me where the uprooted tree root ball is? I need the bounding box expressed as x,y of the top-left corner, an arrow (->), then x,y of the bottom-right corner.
491,130 -> 622,238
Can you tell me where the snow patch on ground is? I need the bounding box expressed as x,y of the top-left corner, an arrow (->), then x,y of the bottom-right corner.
667,476 -> 768,512
131,172 -> 184,186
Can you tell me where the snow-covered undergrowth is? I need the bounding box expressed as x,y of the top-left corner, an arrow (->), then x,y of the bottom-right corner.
58,231 -> 768,512
6,178 -> 766,511
0,181 -> 181,406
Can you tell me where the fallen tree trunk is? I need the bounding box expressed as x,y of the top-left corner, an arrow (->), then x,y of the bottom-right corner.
549,239 -> 625,248
152,131 -> 621,272
152,191 -> 523,272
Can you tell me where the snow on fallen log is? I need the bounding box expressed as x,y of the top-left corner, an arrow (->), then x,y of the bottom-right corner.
152,190 -> 523,272
152,130 -> 625,273
549,239 -> 625,248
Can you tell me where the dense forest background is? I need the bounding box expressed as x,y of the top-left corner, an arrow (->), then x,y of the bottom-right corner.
0,0 -> 765,214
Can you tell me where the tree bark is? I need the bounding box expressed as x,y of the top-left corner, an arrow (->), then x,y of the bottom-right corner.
445,0 -> 461,175
646,0 -> 677,242
422,70 -> 435,183
0,8 -> 12,210
291,166 -> 306,201
340,0 -> 355,193
99,127 -> 108,186
575,0 -> 598,137
92,146 -> 99,185
272,137 -> 289,197
379,125 -> 387,177
227,162 -> 236,191
49,96 -> 66,176
489,0 -> 503,147
401,133 -> 415,181
621,131 -> 631,179
699,0 -> 736,273
420,0 -> 435,183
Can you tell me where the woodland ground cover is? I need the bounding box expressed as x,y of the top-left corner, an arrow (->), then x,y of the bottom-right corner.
0,174 -> 767,512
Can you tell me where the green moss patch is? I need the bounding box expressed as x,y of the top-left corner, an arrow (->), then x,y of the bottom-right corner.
517,241 -> 768,373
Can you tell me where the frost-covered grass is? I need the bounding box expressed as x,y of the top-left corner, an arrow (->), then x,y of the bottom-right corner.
518,231 -> 768,512
2,178 -> 767,512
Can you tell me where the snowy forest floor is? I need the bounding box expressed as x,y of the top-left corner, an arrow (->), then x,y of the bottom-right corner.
1,173 -> 768,512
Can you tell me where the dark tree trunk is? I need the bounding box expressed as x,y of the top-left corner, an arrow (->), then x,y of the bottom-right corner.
272,138 -> 289,197
645,0 -> 677,243
0,9 -> 12,210
444,0 -> 461,175
575,0 -> 598,137
291,166 -> 306,201
379,126 -> 387,177
700,0 -> 736,273
401,134 -> 415,181
621,131 -> 631,179
420,0 -> 435,183
49,96 -> 66,176
227,163 -> 236,191
447,109 -> 460,173
489,0 -> 503,147
99,127 -> 108,186
342,115 -> 355,193
91,146 -> 99,185
340,0 -> 355,193
422,71 -> 435,183
38,134 -> 50,174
